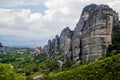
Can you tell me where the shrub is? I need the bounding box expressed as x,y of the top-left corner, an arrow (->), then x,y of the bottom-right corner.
42,54 -> 120,80
0,64 -> 26,80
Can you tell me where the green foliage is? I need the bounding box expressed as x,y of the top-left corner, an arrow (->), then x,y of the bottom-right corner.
34,53 -> 47,62
12,53 -> 47,77
0,50 -> 31,63
112,11 -> 118,17
112,28 -> 120,50
39,59 -> 58,75
42,54 -> 120,80
0,53 -> 15,63
107,28 -> 120,56
59,55 -> 64,61
63,61 -> 73,69
0,50 -> 48,80
0,64 -> 26,80
46,59 -> 58,71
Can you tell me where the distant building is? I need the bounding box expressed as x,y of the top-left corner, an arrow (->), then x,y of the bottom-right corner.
0,42 -> 6,54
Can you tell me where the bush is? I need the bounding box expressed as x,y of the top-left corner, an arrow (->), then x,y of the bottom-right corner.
47,59 -> 58,71
42,54 -> 120,80
39,59 -> 58,75
34,53 -> 47,62
0,64 -> 26,80
112,28 -> 120,50
63,61 -> 72,69
107,28 -> 120,56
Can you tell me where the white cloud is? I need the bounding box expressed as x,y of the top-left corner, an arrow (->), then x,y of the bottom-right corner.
0,0 -> 120,46
30,13 -> 42,21
0,8 -> 31,30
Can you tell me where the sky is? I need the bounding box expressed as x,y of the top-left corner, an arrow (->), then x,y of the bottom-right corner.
0,0 -> 120,47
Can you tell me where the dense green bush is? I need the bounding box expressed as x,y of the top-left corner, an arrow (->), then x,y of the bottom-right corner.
39,59 -> 58,74
63,61 -> 73,69
34,53 -> 47,62
42,54 -> 120,80
46,59 -> 58,71
107,28 -> 120,56
0,64 -> 26,80
112,28 -> 120,50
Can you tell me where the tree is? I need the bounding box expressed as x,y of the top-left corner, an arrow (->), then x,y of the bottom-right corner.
0,64 -> 26,80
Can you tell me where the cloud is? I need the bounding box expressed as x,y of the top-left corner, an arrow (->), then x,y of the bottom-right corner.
0,8 -> 31,30
0,0 -> 120,46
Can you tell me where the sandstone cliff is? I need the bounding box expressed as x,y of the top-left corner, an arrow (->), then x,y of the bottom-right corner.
43,4 -> 119,65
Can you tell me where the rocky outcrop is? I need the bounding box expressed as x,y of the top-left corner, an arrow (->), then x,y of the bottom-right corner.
43,36 -> 59,59
57,60 -> 63,70
53,35 -> 59,59
43,4 -> 119,65
43,40 -> 52,59
43,27 -> 73,61
80,4 -> 118,63
33,75 -> 43,80
31,47 -> 42,58
59,27 -> 72,61
0,42 -> 6,54
72,4 -> 97,63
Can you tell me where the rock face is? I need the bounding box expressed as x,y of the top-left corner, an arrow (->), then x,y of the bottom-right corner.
43,36 -> 60,59
0,42 -> 6,54
59,27 -> 72,61
43,27 -> 72,61
53,35 -> 59,59
46,40 -> 52,59
43,4 -> 119,65
80,4 -> 118,63
72,4 -> 98,63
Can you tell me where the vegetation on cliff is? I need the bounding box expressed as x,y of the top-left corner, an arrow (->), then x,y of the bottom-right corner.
42,54 -> 120,80
107,28 -> 120,56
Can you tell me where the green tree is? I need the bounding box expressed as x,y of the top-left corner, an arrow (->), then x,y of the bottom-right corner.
0,64 -> 26,80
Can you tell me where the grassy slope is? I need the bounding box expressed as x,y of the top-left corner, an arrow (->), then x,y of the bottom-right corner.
43,54 -> 120,80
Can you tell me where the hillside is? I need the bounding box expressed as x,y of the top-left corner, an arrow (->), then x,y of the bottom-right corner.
42,54 -> 120,80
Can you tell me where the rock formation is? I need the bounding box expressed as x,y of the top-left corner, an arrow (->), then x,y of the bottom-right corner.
59,27 -> 72,61
43,27 -> 72,61
31,47 -> 42,58
53,35 -> 59,59
79,4 -> 118,63
0,42 -> 6,54
43,4 -> 119,65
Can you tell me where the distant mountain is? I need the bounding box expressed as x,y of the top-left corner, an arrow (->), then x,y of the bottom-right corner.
0,35 -> 46,48
4,46 -> 34,53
